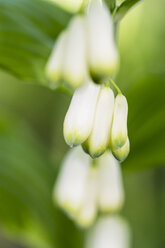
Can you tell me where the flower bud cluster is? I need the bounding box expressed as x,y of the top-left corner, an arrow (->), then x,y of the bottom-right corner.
50,0 -> 131,232
46,0 -> 118,89
46,0 -> 129,161
64,80 -> 129,162
54,147 -> 124,228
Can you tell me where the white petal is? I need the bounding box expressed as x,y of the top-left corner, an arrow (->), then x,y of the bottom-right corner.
54,147 -> 90,214
112,137 -> 130,162
63,15 -> 87,88
63,80 -> 100,146
86,1 -> 119,78
76,166 -> 99,228
45,31 -> 67,83
110,94 -> 128,149
98,152 -> 124,212
85,215 -> 131,248
83,86 -> 114,158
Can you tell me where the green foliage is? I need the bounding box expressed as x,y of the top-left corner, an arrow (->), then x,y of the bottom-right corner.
0,0 -> 143,85
0,110 -> 83,248
123,75 -> 165,170
117,0 -> 165,170
114,0 -> 143,22
0,0 -> 71,84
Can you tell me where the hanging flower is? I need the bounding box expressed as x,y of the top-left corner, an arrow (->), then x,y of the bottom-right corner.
53,148 -> 125,228
83,85 -> 114,158
63,80 -> 100,147
85,0 -> 119,80
54,147 -> 90,215
85,215 -> 131,248
63,15 -> 87,88
98,151 -> 125,212
45,31 -> 67,84
110,93 -> 128,149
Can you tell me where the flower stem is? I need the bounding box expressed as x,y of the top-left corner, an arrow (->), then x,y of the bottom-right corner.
110,79 -> 122,94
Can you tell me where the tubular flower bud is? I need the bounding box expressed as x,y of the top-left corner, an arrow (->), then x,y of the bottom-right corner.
86,0 -> 119,80
63,80 -> 100,147
54,147 -> 90,214
76,166 -> 98,228
110,94 -> 128,149
85,215 -> 131,248
45,31 -> 67,83
83,85 -> 114,158
63,15 -> 87,88
98,152 -> 124,212
53,148 -> 126,227
112,137 -> 130,162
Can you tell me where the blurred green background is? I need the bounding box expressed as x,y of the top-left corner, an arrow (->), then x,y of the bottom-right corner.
0,0 -> 165,247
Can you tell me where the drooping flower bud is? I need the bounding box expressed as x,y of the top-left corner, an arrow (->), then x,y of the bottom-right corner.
54,147 -> 90,214
45,31 -> 66,83
85,215 -> 131,248
112,137 -> 130,162
63,15 -> 87,88
83,85 -> 114,158
76,166 -> 98,228
86,0 -> 119,80
110,94 -> 128,149
63,80 -> 100,147
98,152 -> 124,212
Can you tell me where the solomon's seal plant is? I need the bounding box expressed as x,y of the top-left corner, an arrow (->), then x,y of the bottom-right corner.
47,0 -> 131,233
1,0 -> 159,247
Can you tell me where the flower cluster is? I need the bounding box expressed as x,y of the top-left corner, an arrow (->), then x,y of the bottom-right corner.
48,0 -> 131,233
54,147 -> 124,228
46,0 -> 118,89
46,0 -> 129,162
64,81 -> 129,161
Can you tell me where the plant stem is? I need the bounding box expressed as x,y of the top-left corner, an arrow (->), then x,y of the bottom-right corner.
110,79 -> 122,94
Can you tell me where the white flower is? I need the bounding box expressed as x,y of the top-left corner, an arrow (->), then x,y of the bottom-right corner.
45,31 -> 67,83
112,137 -> 130,162
83,85 -> 114,158
98,152 -> 124,212
54,148 -> 125,228
54,147 -> 99,227
76,166 -> 99,228
63,15 -> 87,88
63,80 -> 100,147
110,94 -> 128,149
85,215 -> 131,248
86,0 -> 119,79
54,147 -> 90,214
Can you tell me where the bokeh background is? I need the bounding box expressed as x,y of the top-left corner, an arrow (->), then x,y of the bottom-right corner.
0,0 -> 165,247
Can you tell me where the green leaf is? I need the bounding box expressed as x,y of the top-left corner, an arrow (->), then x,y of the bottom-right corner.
114,0 -> 143,22
0,0 -> 71,84
123,74 -> 165,171
0,111 -> 83,248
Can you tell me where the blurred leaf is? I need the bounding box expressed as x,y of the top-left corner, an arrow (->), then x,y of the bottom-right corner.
116,0 -> 165,171
114,0 -> 143,22
123,74 -> 165,171
0,111 -> 83,248
0,0 -> 71,84
105,0 -> 116,13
